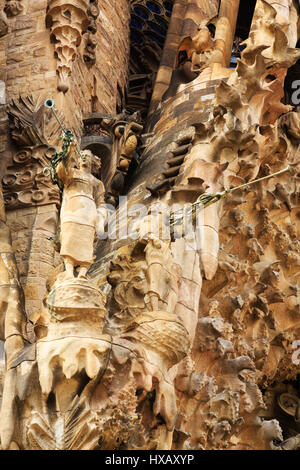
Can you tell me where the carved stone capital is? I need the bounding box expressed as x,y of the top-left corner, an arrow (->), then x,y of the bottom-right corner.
46,0 -> 89,93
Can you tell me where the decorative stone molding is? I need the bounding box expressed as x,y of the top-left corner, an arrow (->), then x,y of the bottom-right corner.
4,0 -> 24,17
2,146 -> 60,210
46,0 -> 90,93
108,115 -> 143,205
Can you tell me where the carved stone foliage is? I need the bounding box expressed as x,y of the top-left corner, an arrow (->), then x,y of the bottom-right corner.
46,0 -> 90,93
166,2 -> 300,450
3,96 -> 61,210
127,41 -> 162,119
2,146 -> 60,210
175,16 -> 217,75
4,0 -> 24,17
107,117 -> 143,204
112,1 -> 300,451
7,95 -> 61,147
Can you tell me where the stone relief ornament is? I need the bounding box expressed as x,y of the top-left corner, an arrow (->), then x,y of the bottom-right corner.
56,146 -> 107,278
1,0 -> 300,453
107,115 -> 143,205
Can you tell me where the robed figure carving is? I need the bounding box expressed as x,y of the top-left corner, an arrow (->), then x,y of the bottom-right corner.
57,147 -> 107,279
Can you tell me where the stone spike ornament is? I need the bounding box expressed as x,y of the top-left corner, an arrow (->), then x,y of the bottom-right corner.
46,1 -> 90,93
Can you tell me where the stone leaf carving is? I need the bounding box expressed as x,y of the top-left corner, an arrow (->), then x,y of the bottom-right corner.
175,16 -> 217,75
3,96 -> 63,209
131,0 -> 300,450
108,116 -> 143,205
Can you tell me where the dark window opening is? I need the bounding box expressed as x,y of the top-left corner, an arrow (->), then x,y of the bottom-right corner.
230,0 -> 257,68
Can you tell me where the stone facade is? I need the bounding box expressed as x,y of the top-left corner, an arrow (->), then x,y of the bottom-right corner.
0,0 -> 299,451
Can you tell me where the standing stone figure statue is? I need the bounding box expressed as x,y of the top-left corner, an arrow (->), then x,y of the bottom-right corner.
56,147 -> 107,279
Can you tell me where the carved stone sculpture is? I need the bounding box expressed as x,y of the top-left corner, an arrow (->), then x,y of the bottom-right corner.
57,147 -> 107,278
83,0 -> 99,65
46,0 -> 90,92
107,115 -> 143,205
4,0 -> 24,17
0,185 -> 27,368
